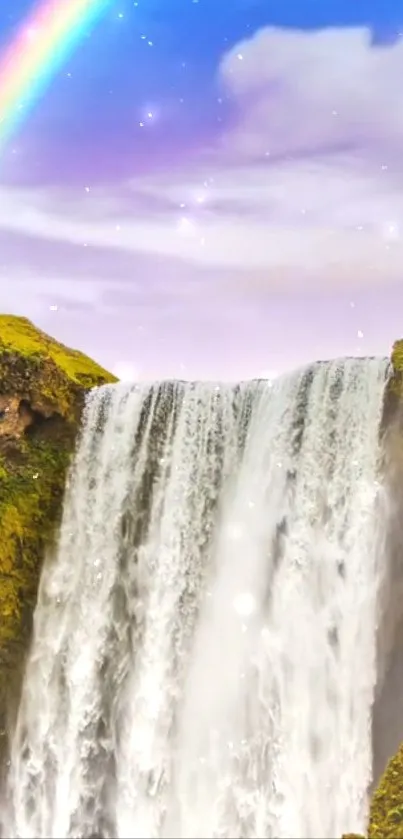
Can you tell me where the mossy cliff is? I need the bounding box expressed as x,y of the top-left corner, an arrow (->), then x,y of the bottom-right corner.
369,743 -> 403,838
0,314 -> 116,741
383,340 -> 403,420
390,340 -> 403,390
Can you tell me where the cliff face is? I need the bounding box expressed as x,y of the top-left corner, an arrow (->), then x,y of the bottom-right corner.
0,315 -> 116,741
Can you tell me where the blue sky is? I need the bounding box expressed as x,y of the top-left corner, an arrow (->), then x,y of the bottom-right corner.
0,0 -> 402,380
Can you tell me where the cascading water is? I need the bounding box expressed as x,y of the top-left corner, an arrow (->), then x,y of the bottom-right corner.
2,358 -> 390,839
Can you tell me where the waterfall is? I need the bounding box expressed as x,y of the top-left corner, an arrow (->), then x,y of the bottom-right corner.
3,358 -> 390,838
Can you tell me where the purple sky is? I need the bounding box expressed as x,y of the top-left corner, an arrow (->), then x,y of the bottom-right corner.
0,2 -> 403,380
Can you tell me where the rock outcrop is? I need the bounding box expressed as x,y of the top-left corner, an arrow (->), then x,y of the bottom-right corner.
369,743 -> 403,837
0,314 -> 116,746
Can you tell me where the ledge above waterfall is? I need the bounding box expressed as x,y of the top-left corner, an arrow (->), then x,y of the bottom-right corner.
0,314 -> 117,428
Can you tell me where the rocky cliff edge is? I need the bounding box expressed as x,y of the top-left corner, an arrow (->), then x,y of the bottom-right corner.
0,314 -> 116,741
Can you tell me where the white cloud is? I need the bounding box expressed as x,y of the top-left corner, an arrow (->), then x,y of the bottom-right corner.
0,26 -> 403,293
218,26 -> 403,158
0,155 -> 402,290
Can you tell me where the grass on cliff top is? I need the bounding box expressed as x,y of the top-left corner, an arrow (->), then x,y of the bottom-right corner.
0,314 -> 117,388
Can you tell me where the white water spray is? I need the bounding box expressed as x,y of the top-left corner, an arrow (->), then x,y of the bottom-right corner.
3,360 -> 389,838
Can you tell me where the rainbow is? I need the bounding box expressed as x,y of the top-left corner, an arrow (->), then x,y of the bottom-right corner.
0,0 -> 113,149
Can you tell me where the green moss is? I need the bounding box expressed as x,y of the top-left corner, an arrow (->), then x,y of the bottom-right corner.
392,340 -> 403,373
386,340 -> 403,401
369,745 -> 403,838
0,314 -> 115,387
0,440 -> 67,653
0,315 -> 116,736
0,314 -> 117,420
342,834 -> 365,838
